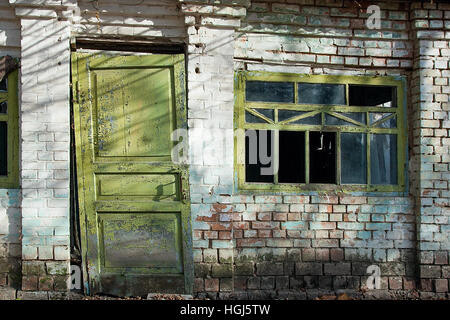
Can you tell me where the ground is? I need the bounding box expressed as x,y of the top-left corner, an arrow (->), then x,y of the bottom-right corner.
1,287 -> 449,300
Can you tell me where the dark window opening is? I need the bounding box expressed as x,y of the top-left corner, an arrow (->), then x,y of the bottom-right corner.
309,131 -> 336,183
279,131 -> 305,183
246,81 -> 294,103
0,77 -> 6,91
245,130 -> 274,183
349,85 -> 396,107
0,121 -> 7,176
0,102 -> 6,114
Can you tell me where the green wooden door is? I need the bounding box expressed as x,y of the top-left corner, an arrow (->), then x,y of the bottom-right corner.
71,53 -> 193,296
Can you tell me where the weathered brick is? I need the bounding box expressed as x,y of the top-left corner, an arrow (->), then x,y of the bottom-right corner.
256,262 -> 284,276
324,263 -> 351,275
420,265 -> 442,278
434,279 -> 448,293
204,278 -> 219,292
295,263 -> 322,276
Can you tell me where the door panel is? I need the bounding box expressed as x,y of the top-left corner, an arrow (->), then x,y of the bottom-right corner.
71,53 -> 192,296
99,212 -> 182,271
94,68 -> 173,157
95,173 -> 178,201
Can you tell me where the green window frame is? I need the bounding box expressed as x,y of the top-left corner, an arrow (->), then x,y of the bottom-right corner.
0,69 -> 19,188
234,71 -> 407,193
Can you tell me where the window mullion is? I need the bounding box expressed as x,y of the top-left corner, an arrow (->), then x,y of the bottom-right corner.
273,129 -> 279,185
336,131 -> 341,185
274,109 -> 279,184
367,132 -> 371,185
294,82 -> 298,104
345,83 -> 349,105
305,131 -> 310,184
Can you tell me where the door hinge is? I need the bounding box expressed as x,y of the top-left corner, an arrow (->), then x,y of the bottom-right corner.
180,174 -> 188,202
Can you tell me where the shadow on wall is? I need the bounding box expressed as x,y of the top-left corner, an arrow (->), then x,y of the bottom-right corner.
0,190 -> 22,289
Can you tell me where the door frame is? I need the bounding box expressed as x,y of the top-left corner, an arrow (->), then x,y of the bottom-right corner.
70,51 -> 193,296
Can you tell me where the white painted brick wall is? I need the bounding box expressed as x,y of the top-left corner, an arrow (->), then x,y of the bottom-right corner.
19,16 -> 71,284
0,0 -> 21,287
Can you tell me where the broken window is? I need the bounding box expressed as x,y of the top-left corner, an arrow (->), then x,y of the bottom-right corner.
309,132 -> 336,184
279,131 -> 305,183
0,70 -> 19,187
349,85 -> 396,107
236,72 -> 406,192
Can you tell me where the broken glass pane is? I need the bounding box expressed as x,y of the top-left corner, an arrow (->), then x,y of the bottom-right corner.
246,81 -> 294,103
349,85 -> 396,107
0,122 -> 7,176
245,129 -> 274,183
310,131 -> 336,183
341,133 -> 367,184
279,131 -> 305,183
298,83 -> 346,105
370,113 -> 396,128
370,134 -> 397,185
0,102 -> 6,114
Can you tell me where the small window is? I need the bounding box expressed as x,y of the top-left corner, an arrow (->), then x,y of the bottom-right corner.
341,133 -> 367,184
370,134 -> 397,185
0,70 -> 19,188
246,81 -> 294,103
235,72 -> 406,192
298,83 -> 346,105
349,85 -> 396,107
